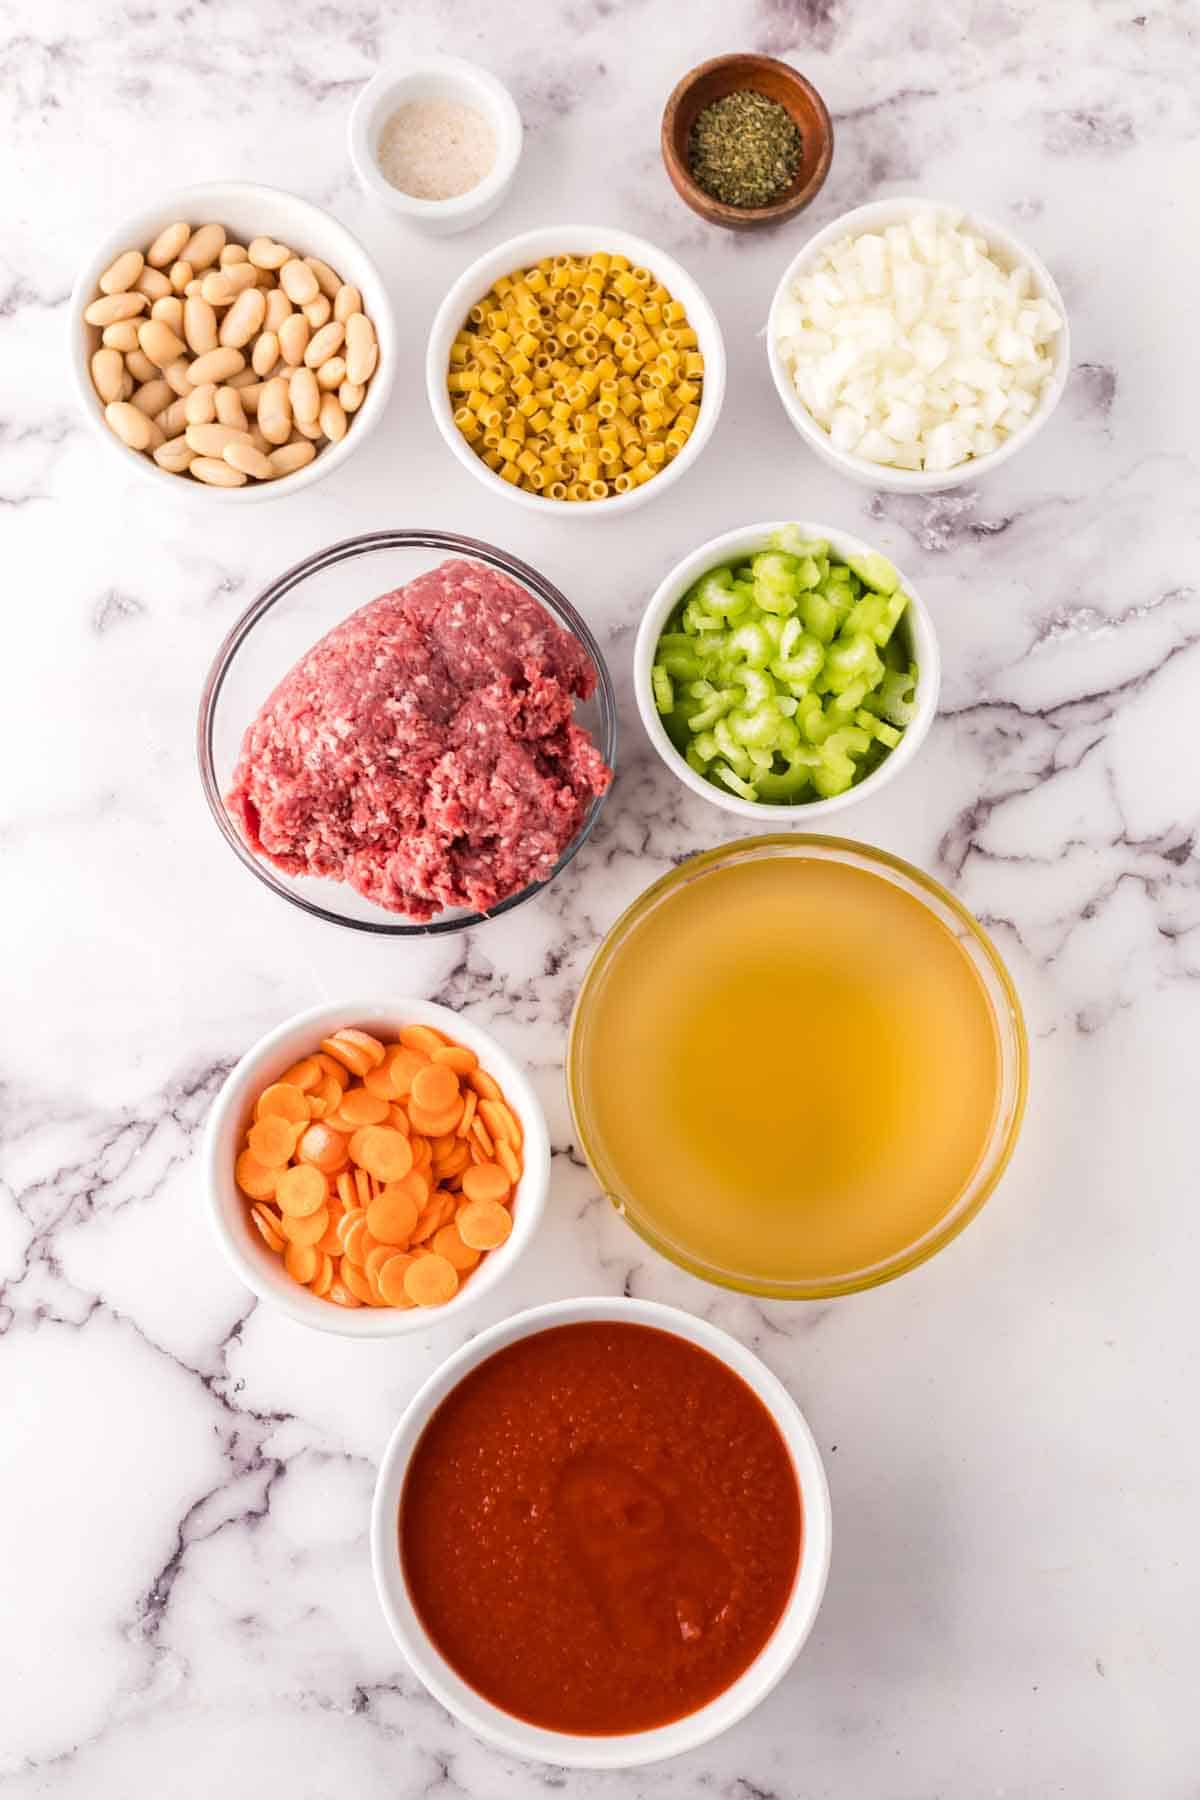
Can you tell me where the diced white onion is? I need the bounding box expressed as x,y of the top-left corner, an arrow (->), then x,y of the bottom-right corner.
775,211 -> 1061,473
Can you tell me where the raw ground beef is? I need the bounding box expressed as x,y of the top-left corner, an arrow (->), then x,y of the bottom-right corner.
226,559 -> 612,921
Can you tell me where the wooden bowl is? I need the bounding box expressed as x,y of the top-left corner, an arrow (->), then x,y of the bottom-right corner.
661,54 -> 833,232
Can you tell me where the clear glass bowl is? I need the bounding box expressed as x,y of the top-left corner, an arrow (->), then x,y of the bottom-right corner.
197,530 -> 617,936
567,835 -> 1028,1299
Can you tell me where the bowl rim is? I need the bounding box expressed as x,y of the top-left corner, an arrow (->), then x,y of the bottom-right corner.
203,997 -> 551,1337
567,833 -> 1029,1300
766,194 -> 1072,492
195,528 -> 618,936
632,519 -> 941,822
370,1294 -> 832,1766
347,55 -> 523,221
660,52 -> 834,228
68,178 -> 397,504
424,223 -> 727,518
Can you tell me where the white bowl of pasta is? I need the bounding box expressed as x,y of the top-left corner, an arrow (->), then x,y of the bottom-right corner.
425,225 -> 726,516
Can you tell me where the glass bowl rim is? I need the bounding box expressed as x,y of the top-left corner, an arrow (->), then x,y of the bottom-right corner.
566,832 -> 1029,1299
195,528 -> 618,937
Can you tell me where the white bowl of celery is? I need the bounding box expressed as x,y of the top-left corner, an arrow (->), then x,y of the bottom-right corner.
635,522 -> 940,819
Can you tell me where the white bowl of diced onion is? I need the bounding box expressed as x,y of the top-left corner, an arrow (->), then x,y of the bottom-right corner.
767,197 -> 1070,492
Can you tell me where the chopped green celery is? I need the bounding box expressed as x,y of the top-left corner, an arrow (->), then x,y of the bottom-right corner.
755,748 -> 818,802
735,666 -> 776,709
713,718 -> 753,777
682,598 -> 727,635
812,755 -> 855,798
658,646 -> 706,681
750,552 -> 801,616
842,594 -> 889,640
651,665 -> 674,714
691,730 -> 720,764
768,525 -> 829,560
873,665 -> 918,726
800,591 -> 839,643
728,621 -> 774,667
687,691 -> 736,731
825,725 -> 871,758
714,763 -> 758,802
793,557 -> 821,591
778,616 -> 803,659
841,547 -> 899,596
795,692 -> 830,742
769,632 -> 824,688
826,677 -> 871,720
776,695 -> 798,717
854,709 -> 902,749
823,634 -> 883,694
730,701 -> 789,750
692,571 -> 750,620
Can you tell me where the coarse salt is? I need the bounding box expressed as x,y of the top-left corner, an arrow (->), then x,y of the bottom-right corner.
376,98 -> 496,201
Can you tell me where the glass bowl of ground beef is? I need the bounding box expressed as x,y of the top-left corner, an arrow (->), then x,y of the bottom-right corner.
197,531 -> 616,935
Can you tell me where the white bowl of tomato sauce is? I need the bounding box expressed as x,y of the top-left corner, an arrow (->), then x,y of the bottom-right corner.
370,1296 -> 832,1767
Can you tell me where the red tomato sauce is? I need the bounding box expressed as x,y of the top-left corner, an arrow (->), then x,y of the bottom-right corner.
399,1321 -> 802,1734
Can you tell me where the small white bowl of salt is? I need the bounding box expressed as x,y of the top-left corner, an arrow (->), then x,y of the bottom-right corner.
349,56 -> 523,236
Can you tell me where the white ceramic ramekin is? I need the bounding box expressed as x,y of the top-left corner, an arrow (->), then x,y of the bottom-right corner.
634,520 -> 940,823
348,57 -> 523,235
69,181 -> 396,503
425,225 -> 726,518
371,1295 -> 832,1768
767,196 -> 1071,493
204,998 -> 549,1337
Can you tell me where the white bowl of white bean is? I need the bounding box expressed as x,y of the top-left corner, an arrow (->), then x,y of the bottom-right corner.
69,181 -> 396,501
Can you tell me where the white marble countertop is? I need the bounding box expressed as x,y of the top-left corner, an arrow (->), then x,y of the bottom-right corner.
3,1 -> 1198,1794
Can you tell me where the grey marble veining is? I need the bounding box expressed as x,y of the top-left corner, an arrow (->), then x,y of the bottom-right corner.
2,0 -> 1199,1794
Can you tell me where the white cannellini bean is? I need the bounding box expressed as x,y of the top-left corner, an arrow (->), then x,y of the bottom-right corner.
268,440 -> 316,476
264,288 -> 293,334
84,291 -> 147,327
318,393 -> 347,442
134,266 -> 171,301
201,270 -> 237,307
317,354 -> 346,391
223,263 -> 260,298
154,435 -> 195,473
280,258 -> 320,305
257,376 -> 292,444
339,380 -> 364,412
220,243 -> 250,266
292,415 -> 323,440
155,397 -> 189,438
190,455 -> 246,487
278,313 -> 310,367
248,236 -> 290,270
289,365 -> 320,425
102,320 -> 140,351
223,440 -> 275,479
163,357 -> 193,397
344,312 -> 377,386
214,385 -> 248,429
130,377 -> 173,416
225,367 -> 259,389
138,319 -> 186,367
333,284 -> 362,324
150,295 -> 184,334
105,400 -> 154,451
302,295 -> 332,330
185,382 -> 217,425
185,422 -> 253,456
252,331 -> 279,377
91,348 -> 126,404
168,259 -> 194,294
147,221 -> 190,268
187,346 -> 245,386
184,296 -> 218,355
305,257 -> 342,299
125,346 -> 158,384
304,321 -> 344,369
99,248 -> 145,295
219,287 -> 266,349
181,223 -> 226,271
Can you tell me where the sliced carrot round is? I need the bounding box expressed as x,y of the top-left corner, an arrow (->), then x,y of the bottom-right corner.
363,1061 -> 399,1100
314,1215 -> 343,1256
251,1203 -> 285,1253
310,1252 -> 335,1297
284,1241 -> 319,1284
281,1206 -> 329,1247
432,1223 -> 481,1272
336,1088 -> 391,1128
354,1126 -> 413,1183
407,1099 -> 464,1138
495,1139 -> 522,1186
340,1260 -> 375,1304
365,1243 -> 401,1288
432,1044 -> 478,1075
470,1117 -> 495,1160
247,1115 -> 301,1167
461,1161 -> 512,1206
367,1185 -> 419,1245
388,1047 -> 428,1098
280,1056 -> 321,1092
404,1252 -> 459,1306
236,1150 -> 278,1199
377,1252 -> 417,1307
327,1279 -> 362,1308
336,1206 -> 366,1250
456,1198 -> 512,1251
255,1082 -> 311,1125
341,1216 -> 372,1266
479,1099 -> 521,1148
399,1023 -> 447,1057
411,1061 -> 460,1115
456,1089 -> 477,1139
468,1068 -> 502,1102
296,1123 -> 348,1174
319,1033 -> 374,1079
275,1162 -> 329,1219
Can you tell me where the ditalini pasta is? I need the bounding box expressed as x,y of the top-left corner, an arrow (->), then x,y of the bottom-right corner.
447,252 -> 705,501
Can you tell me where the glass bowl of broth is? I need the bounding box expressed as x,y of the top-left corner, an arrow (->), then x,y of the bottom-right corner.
567,836 -> 1027,1298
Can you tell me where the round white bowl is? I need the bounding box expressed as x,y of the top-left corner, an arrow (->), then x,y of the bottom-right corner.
766,196 -> 1071,493
425,225 -> 726,518
69,181 -> 397,504
371,1295 -> 832,1768
348,57 -> 523,235
204,998 -> 549,1337
634,520 -> 940,823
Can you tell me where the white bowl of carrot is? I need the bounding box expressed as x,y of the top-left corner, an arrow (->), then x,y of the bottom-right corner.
204,998 -> 550,1337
